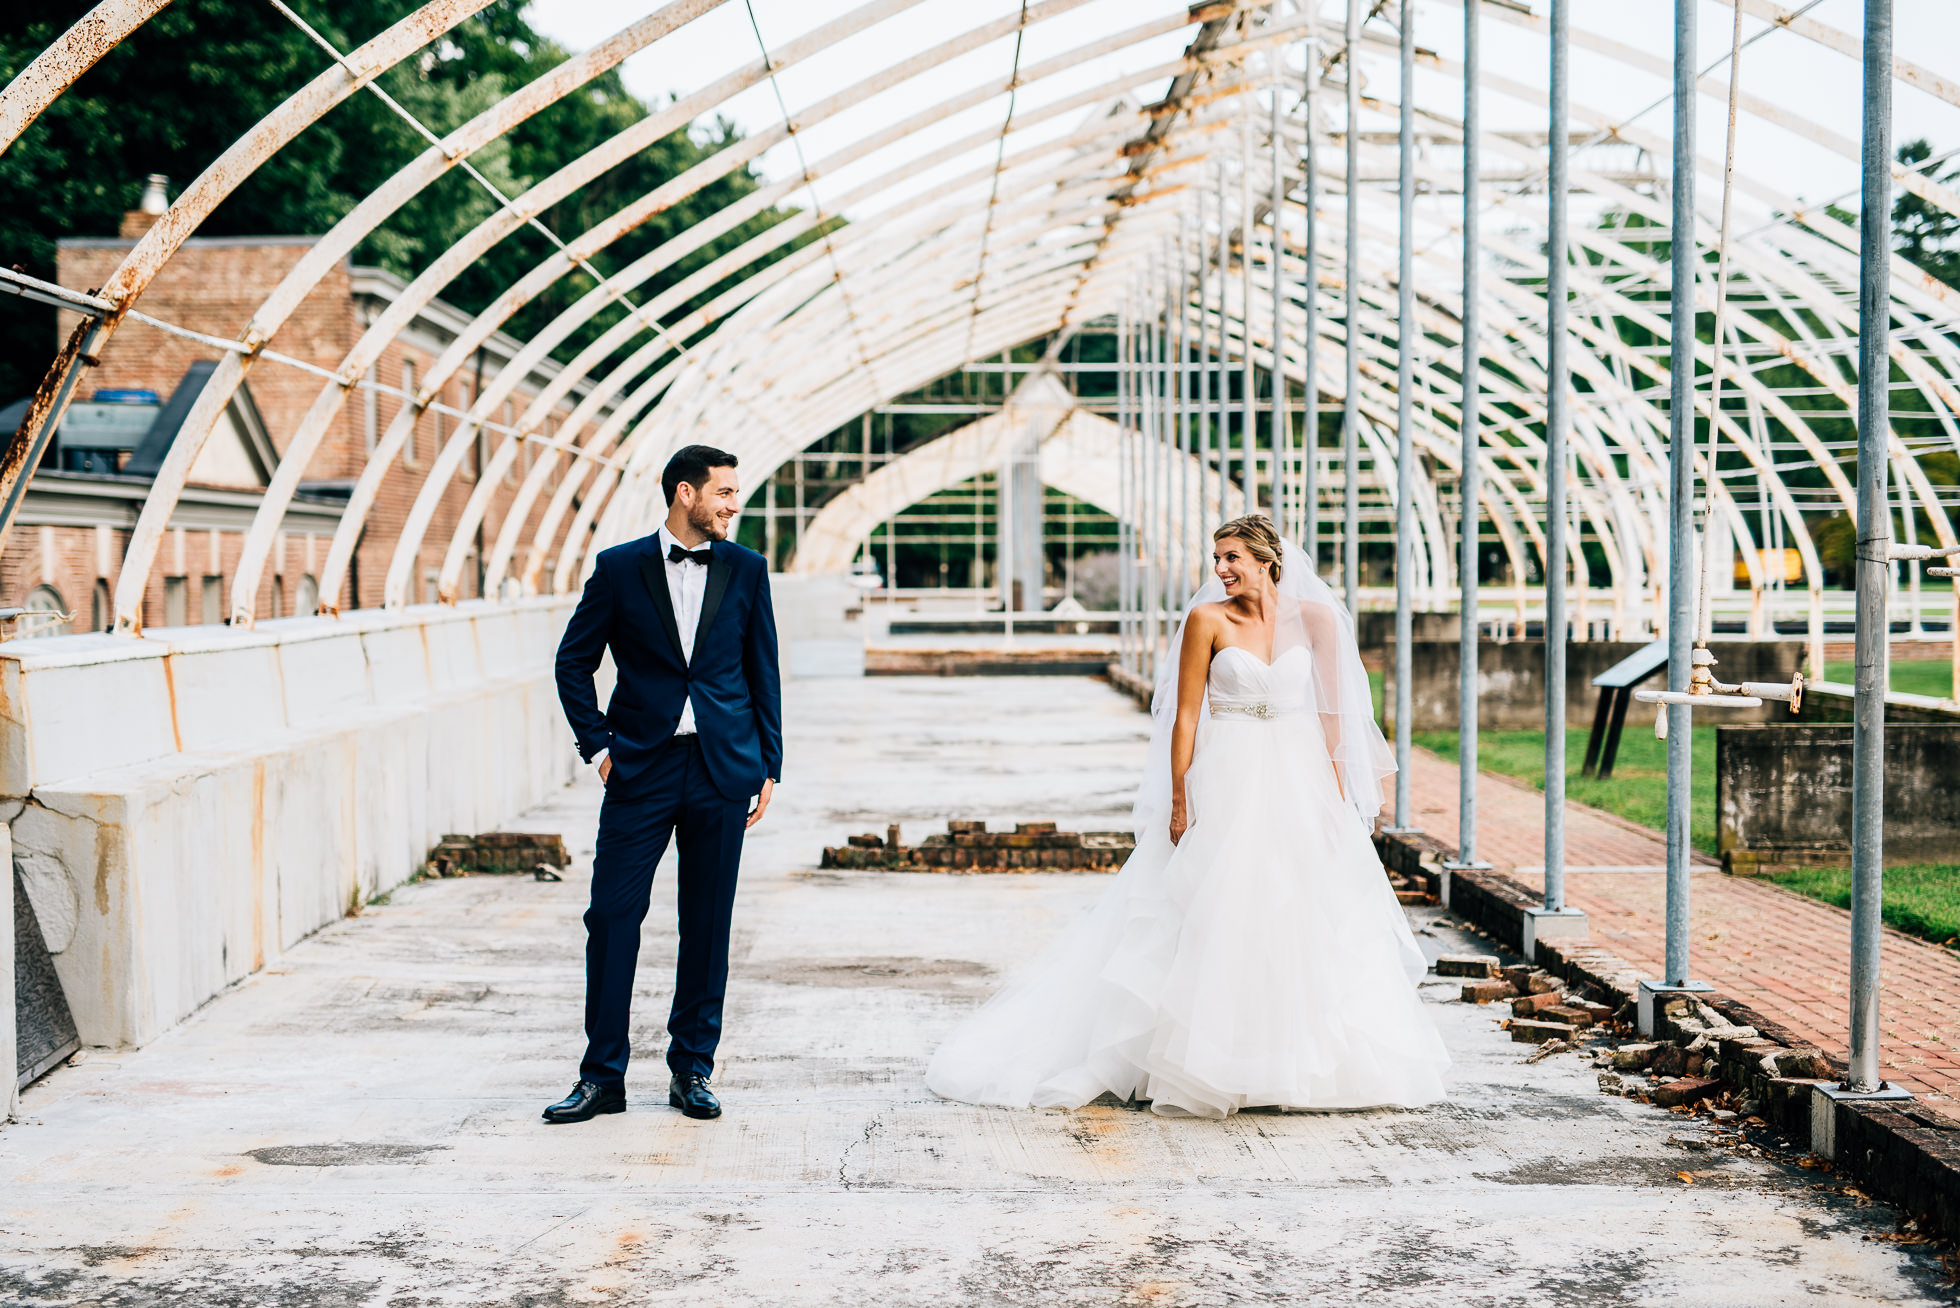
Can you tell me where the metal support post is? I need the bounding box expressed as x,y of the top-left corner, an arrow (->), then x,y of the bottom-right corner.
1196,186 -> 1213,541
1241,105 -> 1258,514
1128,303 -> 1144,682
1389,0 -> 1417,833
1638,0 -> 1713,1026
1847,0 -> 1896,1098
1175,219 -> 1191,603
1447,0 -> 1489,889
1343,0 -> 1362,610
1270,76 -> 1288,536
1216,162 -> 1233,518
1302,28 -> 1321,563
1527,0 -> 1588,958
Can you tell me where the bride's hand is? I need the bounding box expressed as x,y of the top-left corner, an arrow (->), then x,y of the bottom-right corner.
1169,801 -> 1187,845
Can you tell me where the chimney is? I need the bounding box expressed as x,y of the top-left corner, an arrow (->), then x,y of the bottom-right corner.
119,174 -> 169,240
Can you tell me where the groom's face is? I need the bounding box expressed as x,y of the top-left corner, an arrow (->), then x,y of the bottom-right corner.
683,464 -> 742,541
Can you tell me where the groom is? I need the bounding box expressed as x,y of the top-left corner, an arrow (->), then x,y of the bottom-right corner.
546,444 -> 782,1124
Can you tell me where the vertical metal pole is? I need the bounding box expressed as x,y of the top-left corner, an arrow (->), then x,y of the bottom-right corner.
1217,163 -> 1233,517
1544,0 -> 1571,913
1120,298 -> 1135,676
1158,265 -> 1174,623
1198,186 -> 1214,540
1665,0 -> 1697,985
1848,0 -> 1893,1095
1142,276 -> 1159,679
1242,105 -> 1258,514
1343,0 -> 1363,610
1175,218 -> 1191,603
1271,78 -> 1289,537
1303,29 -> 1321,564
1458,0 -> 1482,864
1393,0 -> 1416,830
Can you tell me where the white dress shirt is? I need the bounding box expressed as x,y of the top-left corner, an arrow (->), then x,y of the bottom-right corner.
658,525 -> 708,737
596,526 -> 708,769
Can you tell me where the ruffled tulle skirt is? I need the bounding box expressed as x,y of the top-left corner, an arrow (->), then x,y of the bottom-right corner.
924,714 -> 1450,1117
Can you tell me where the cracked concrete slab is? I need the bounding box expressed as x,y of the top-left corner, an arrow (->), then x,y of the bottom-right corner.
0,677 -> 1952,1305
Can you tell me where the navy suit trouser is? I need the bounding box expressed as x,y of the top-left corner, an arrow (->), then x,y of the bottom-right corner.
580,735 -> 747,1088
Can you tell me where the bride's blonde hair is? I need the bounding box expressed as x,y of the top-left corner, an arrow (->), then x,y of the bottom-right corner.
1214,514 -> 1283,583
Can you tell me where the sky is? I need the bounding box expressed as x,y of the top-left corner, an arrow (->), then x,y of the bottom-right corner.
518,0 -> 1960,236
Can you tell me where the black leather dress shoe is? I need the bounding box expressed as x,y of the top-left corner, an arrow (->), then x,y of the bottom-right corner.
669,1073 -> 721,1120
542,1079 -> 626,1123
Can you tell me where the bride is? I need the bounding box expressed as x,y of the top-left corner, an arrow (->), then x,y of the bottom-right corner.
926,514 -> 1449,1117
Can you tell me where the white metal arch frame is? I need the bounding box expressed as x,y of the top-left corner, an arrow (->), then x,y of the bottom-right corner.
3,0 -> 1959,662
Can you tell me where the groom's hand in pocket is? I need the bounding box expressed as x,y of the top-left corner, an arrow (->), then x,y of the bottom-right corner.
746,778 -> 774,829
598,755 -> 613,785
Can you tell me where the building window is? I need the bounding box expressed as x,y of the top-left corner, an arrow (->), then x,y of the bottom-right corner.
201,575 -> 223,625
21,584 -> 67,638
91,578 -> 111,632
401,359 -> 418,468
164,576 -> 188,627
423,569 -> 440,605
294,574 -> 319,617
271,577 -> 284,620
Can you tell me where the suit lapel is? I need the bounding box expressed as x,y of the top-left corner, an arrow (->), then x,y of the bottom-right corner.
638,538 -> 687,666
697,542 -> 732,652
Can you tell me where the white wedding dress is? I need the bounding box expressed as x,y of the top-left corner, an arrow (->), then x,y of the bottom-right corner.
926,544 -> 1450,1118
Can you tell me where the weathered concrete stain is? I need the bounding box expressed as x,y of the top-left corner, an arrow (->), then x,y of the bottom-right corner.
0,678 -> 1951,1305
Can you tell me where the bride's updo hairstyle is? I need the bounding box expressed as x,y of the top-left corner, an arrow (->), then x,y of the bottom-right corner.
1214,514 -> 1284,583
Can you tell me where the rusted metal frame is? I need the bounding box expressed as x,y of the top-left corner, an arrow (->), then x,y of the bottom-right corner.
351,0 -> 1165,611
347,232 -> 835,610
169,0 -> 746,623
584,283 -> 1093,571
14,0 -> 500,614
603,48 -> 1277,460
0,0 -> 176,154
236,0 -> 969,620
489,127 -> 1155,599
571,134 -> 1179,483
1715,0 -> 1960,113
957,0 -> 1035,365
479,112 -> 1158,599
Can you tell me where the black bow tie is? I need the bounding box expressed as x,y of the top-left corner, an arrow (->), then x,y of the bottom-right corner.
667,543 -> 712,566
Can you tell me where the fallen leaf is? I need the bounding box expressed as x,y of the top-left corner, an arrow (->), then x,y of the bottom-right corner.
1676,1171 -> 1696,1184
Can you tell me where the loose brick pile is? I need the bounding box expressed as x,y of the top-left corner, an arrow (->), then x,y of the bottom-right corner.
821,820 -> 1134,873
426,832 -> 568,877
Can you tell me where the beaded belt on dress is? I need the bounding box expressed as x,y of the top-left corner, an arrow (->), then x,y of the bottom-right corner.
1209,698 -> 1281,720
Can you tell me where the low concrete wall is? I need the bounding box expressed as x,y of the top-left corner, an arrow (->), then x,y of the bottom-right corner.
1716,724 -> 1960,870
1383,639 -> 1804,731
1,599 -> 578,1051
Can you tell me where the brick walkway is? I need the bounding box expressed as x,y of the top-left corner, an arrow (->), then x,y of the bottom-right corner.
1401,747 -> 1960,1117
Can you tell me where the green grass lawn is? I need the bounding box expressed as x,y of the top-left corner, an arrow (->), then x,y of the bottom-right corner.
1411,725 -> 1720,855
1823,658 -> 1952,699
1767,865 -> 1960,948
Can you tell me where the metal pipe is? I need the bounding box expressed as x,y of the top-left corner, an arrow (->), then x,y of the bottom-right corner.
1665,0 -> 1697,985
1302,25 -> 1320,562
1393,0 -> 1416,829
1120,296 -> 1134,675
1174,218 -> 1190,603
1458,0 -> 1482,865
1270,74 -> 1288,537
1343,0 -> 1362,610
1241,103 -> 1257,513
1197,183 -> 1214,539
1544,0 -> 1570,913
1217,161 -> 1233,517
1848,0 -> 1893,1095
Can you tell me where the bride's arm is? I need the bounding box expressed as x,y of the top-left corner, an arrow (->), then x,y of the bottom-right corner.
1169,609 -> 1215,844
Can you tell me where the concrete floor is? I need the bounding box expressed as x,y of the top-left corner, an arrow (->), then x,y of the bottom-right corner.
2,676 -> 1953,1306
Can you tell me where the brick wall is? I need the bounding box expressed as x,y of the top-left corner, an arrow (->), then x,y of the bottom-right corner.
9,236 -> 587,626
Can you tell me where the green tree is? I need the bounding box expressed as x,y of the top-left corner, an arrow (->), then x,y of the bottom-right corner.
1894,138 -> 1960,289
0,0 -> 803,406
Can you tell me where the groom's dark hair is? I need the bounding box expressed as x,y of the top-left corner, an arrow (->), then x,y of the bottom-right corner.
662,444 -> 739,505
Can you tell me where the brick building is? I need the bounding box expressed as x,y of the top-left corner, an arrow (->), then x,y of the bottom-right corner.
2,200 -> 607,635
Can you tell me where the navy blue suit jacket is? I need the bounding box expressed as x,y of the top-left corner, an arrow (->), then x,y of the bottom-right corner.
555,534 -> 782,802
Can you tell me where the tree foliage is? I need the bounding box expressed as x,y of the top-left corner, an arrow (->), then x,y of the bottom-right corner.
0,0 -> 803,406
